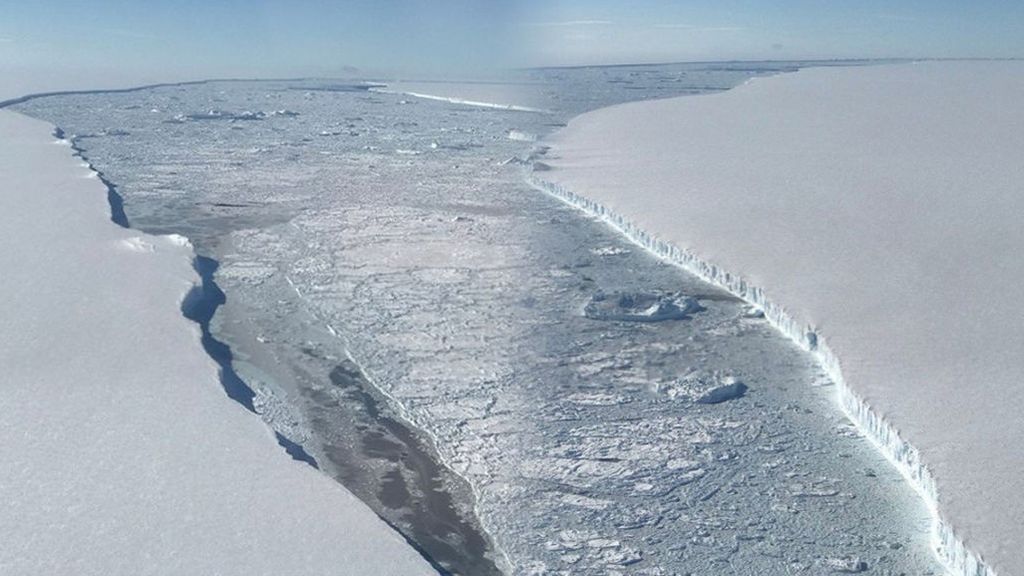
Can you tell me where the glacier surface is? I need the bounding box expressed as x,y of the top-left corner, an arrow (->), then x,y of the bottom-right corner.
538,61 -> 1024,575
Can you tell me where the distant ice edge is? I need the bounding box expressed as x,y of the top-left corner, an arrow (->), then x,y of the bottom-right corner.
368,87 -> 551,114
528,175 -> 994,576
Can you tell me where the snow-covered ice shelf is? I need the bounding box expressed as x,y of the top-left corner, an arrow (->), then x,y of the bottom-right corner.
537,61 -> 1024,576
0,109 -> 435,575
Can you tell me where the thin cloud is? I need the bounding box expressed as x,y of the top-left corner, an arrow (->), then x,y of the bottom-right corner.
876,13 -> 916,23
527,20 -> 613,28
0,37 -> 14,43
101,28 -> 159,40
654,24 -> 745,32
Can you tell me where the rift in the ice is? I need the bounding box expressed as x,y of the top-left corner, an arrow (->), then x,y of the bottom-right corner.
179,255 -> 259,412
45,108 -> 487,575
274,432 -> 319,469
15,67 -> 957,574
529,175 -> 997,576
65,122 -> 260,414
54,128 -> 129,228
53,124 -> 319,469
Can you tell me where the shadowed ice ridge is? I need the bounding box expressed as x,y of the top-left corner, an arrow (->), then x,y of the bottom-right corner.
529,175 -> 995,576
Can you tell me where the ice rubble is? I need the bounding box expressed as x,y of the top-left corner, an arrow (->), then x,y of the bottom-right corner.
536,61 -> 1024,576
0,110 -> 435,575
507,129 -> 537,142
583,290 -> 701,322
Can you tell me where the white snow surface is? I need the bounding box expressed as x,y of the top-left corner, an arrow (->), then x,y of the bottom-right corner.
0,109 -> 435,575
538,61 -> 1024,575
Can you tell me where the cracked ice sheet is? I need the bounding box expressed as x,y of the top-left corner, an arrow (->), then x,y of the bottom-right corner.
0,110 -> 435,575
541,61 -> 1024,574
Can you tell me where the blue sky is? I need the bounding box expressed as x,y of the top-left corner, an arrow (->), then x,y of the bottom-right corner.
0,0 -> 518,78
1,0 -> 1022,78
520,0 -> 1024,66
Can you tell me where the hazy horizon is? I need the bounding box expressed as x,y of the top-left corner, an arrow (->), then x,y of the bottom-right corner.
2,1 -> 1022,81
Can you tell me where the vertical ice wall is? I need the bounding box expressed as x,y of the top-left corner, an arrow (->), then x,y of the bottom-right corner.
529,60 -> 1024,576
528,176 -> 995,576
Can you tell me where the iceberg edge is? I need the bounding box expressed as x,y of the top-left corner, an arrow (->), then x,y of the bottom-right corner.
528,175 -> 994,576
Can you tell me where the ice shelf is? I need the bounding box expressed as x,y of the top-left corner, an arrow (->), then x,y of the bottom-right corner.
535,61 -> 1024,576
0,109 -> 436,575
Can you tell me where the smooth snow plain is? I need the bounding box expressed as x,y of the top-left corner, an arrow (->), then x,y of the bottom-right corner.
0,109 -> 435,575
537,61 -> 1024,575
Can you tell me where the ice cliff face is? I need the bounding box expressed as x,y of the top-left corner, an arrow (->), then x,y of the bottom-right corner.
529,175 -> 995,576
532,61 -> 1024,576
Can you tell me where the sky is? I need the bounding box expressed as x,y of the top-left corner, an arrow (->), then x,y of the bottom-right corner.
0,0 -> 519,80
1,0 -> 1022,82
519,0 -> 1024,66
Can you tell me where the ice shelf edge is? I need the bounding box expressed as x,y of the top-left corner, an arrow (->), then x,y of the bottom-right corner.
368,87 -> 552,114
528,175 -> 995,576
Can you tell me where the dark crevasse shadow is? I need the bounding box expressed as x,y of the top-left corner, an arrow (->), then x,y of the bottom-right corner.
179,254 -> 258,413
60,123 -> 317,467
56,128 -> 130,228
180,256 -> 322,467
274,431 -> 319,469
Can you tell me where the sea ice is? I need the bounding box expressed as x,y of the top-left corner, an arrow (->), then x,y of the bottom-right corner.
583,290 -> 701,322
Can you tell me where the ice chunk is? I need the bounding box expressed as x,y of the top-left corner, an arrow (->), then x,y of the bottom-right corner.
508,129 -> 537,142
826,557 -> 869,573
583,290 -> 701,322
695,380 -> 748,404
